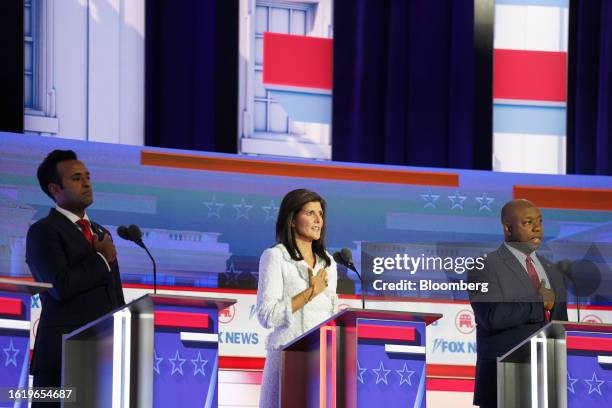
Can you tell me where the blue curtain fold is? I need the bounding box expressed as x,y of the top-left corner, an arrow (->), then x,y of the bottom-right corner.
332,0 -> 491,169
567,0 -> 612,175
145,0 -> 237,153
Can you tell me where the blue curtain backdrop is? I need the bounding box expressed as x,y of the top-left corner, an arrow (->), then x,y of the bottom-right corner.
567,0 -> 612,175
332,0 -> 492,170
145,0 -> 237,153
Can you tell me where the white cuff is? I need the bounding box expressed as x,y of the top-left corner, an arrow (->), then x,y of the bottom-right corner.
97,252 -> 111,272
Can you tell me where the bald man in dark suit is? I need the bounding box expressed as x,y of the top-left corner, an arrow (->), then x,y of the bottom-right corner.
468,199 -> 567,408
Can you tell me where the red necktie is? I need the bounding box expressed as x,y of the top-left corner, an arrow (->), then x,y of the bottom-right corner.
76,219 -> 94,246
527,256 -> 550,321
525,256 -> 539,290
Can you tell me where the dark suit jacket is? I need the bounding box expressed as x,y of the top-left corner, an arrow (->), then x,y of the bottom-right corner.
468,244 -> 567,407
26,208 -> 125,377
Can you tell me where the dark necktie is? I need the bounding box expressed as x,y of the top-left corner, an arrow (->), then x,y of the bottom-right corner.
527,255 -> 551,321
525,256 -> 539,289
76,219 -> 94,246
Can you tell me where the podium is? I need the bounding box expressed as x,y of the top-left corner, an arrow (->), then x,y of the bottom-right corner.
0,278 -> 51,398
498,320 -> 612,407
62,294 -> 235,408
281,308 -> 441,408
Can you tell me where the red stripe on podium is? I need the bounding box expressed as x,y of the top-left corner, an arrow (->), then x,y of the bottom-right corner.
0,297 -> 22,316
154,311 -> 209,329
426,378 -> 474,392
219,356 -> 266,370
357,324 -> 415,341
567,336 -> 612,352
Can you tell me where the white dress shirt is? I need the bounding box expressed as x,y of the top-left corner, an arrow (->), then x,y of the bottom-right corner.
504,242 -> 550,288
55,205 -> 111,272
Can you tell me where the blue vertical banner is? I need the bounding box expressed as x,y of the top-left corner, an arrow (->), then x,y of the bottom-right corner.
0,291 -> 31,408
566,331 -> 612,407
356,319 -> 427,408
152,304 -> 220,407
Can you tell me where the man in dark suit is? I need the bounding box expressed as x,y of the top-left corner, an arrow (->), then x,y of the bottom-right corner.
468,199 -> 567,408
26,150 -> 125,404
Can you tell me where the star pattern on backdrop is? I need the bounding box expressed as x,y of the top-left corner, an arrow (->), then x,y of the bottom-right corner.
420,190 -> 440,209
372,361 -> 391,385
584,371 -> 605,396
448,190 -> 467,211
233,198 -> 253,221
567,371 -> 578,394
3,340 -> 19,367
357,360 -> 368,384
168,349 -> 186,376
191,351 -> 208,376
475,192 -> 495,211
203,195 -> 224,218
223,262 -> 240,286
153,349 -> 163,375
396,362 -> 415,386
261,200 -> 279,222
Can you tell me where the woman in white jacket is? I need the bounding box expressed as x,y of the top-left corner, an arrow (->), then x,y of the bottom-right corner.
256,189 -> 338,408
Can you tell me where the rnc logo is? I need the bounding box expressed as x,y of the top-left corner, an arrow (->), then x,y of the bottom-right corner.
455,309 -> 476,334
219,305 -> 236,324
581,314 -> 603,324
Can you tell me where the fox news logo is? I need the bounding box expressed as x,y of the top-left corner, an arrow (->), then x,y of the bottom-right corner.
218,331 -> 259,345
433,338 -> 476,354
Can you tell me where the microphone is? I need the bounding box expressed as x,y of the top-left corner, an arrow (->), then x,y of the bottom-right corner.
117,225 -> 144,248
333,248 -> 365,309
117,224 -> 158,294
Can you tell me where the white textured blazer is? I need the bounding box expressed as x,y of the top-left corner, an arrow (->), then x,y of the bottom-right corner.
256,243 -> 338,350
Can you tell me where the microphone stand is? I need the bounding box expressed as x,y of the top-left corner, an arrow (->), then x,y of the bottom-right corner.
565,271 -> 580,322
346,262 -> 365,309
122,225 -> 157,295
141,243 -> 157,294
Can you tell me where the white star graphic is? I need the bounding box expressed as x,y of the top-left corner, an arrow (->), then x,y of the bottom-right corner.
261,200 -> 279,222
567,371 -> 578,394
153,350 -> 163,375
448,190 -> 467,210
233,198 -> 253,220
396,362 -> 415,386
475,192 -> 495,212
224,262 -> 240,286
372,361 -> 391,385
191,351 -> 208,376
168,349 -> 186,376
3,340 -> 19,367
420,190 -> 440,209
357,360 -> 367,384
203,195 -> 224,218
585,371 -> 605,395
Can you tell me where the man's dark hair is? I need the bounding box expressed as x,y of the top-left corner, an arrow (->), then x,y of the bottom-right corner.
275,188 -> 331,267
37,150 -> 78,200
